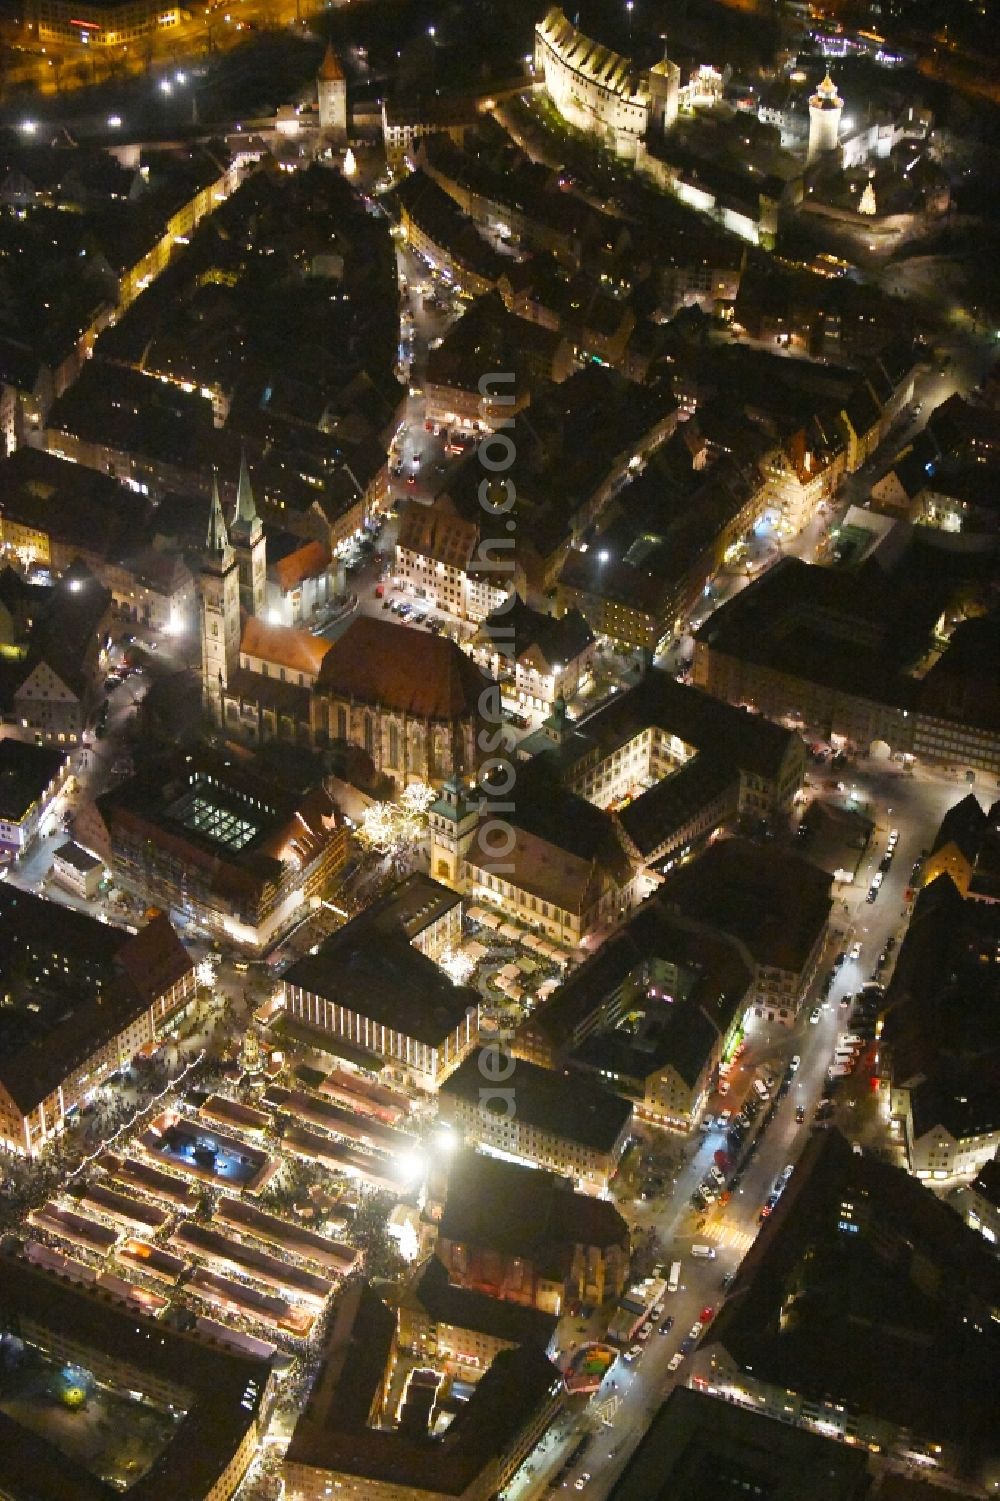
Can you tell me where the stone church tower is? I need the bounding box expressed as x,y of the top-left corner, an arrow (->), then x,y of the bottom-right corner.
199,471 -> 241,724
429,775 -> 479,890
229,448 -> 266,619
317,42 -> 348,142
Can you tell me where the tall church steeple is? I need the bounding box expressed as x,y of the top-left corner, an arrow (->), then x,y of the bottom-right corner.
205,468 -> 232,562
229,448 -> 267,618
232,446 -> 259,536
317,41 -> 348,142
199,468 -> 241,724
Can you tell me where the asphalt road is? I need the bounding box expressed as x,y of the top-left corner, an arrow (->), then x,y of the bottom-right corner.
503,748 -> 976,1501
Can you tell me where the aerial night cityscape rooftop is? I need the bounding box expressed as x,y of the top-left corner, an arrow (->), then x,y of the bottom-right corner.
0,0 -> 997,1496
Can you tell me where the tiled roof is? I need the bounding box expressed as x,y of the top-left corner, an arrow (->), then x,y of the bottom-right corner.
318,43 -> 345,81
271,539 -> 331,594
316,615 -> 492,721
240,615 -> 332,677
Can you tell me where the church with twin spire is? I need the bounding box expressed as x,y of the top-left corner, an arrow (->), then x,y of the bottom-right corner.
196,459 -> 489,787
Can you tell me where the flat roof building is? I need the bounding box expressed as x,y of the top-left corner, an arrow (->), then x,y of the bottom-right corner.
439,1049 -> 633,1191
693,1129 -> 1000,1483
283,1278 -> 564,1501
0,1248 -> 273,1501
0,886 -> 195,1155
0,737 -> 67,852
283,874 -> 480,1090
608,1386 -> 871,1500
657,835 -> 833,1023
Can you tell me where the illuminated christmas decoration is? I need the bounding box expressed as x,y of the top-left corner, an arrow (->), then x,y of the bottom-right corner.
239,1026 -> 263,1075
859,176 -> 877,216
358,784 -> 435,861
440,948 -> 475,986
196,957 -> 217,990
343,146 -> 357,176
400,780 -> 435,817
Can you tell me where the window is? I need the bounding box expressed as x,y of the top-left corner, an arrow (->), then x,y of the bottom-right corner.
389,722 -> 400,766
364,714 -> 374,757
336,705 -> 347,740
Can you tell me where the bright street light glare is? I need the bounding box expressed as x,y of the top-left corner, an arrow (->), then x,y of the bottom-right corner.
160,79 -> 173,94
108,114 -> 122,128
20,120 -> 36,134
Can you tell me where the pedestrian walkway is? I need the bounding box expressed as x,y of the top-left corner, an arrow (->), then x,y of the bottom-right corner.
707,1222 -> 756,1256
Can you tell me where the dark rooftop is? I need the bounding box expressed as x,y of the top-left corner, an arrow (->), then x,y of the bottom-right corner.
0,1250 -> 272,1501
441,1049 -> 632,1152
283,875 -> 476,1047
704,1130 -> 1000,1462
0,886 -> 193,1115
657,836 -> 833,975
439,1150 -> 629,1260
608,1386 -> 870,1501
406,1254 -> 559,1350
0,739 -> 65,824
285,1278 -> 561,1494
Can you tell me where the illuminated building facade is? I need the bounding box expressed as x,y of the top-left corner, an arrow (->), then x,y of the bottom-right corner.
0,888 -> 196,1156
91,748 -> 347,950
28,0 -> 180,48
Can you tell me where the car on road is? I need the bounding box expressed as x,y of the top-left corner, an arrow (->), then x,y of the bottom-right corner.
679,1336 -> 695,1355
795,1104 -> 806,1123
667,1353 -> 684,1372
623,1345 -> 643,1362
659,1315 -> 674,1334
574,1473 -> 591,1491
789,1054 -> 800,1072
700,1306 -> 715,1324
809,1007 -> 821,1024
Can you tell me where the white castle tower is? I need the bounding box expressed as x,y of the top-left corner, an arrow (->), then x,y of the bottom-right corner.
647,38 -> 680,137
317,42 -> 348,143
807,70 -> 844,165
